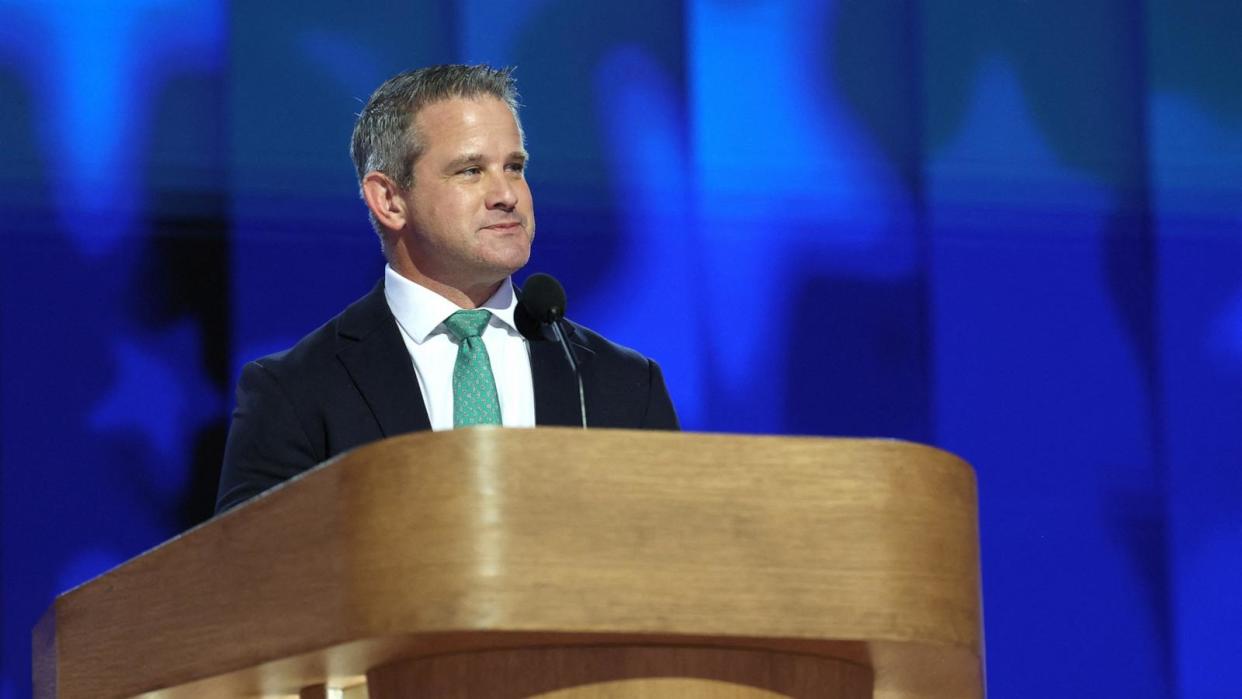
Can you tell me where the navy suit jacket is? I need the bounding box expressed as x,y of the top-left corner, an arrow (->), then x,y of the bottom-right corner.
215,280 -> 679,512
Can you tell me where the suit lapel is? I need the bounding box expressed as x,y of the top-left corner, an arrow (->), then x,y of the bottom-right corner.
530,322 -> 595,427
335,281 -> 432,436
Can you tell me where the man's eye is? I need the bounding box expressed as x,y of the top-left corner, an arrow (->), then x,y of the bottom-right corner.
460,167 -> 482,176
506,163 -> 525,174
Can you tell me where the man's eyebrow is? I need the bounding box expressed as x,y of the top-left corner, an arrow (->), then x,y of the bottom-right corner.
444,153 -> 486,171
444,149 -> 526,171
443,151 -> 528,171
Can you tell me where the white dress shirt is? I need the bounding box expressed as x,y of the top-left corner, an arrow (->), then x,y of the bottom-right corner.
383,265 -> 536,431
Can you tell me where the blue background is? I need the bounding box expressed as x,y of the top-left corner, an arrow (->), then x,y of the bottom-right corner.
2,2 -> 1240,697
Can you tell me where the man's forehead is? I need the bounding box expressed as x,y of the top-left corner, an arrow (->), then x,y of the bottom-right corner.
413,96 -> 518,132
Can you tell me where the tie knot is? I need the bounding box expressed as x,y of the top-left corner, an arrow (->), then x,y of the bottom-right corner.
444,309 -> 492,341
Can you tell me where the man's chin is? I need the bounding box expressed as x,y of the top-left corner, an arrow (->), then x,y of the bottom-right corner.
479,244 -> 532,277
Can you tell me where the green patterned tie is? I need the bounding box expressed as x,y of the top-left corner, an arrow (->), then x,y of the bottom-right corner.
443,309 -> 502,427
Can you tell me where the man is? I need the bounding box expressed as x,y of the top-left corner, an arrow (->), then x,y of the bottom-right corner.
215,65 -> 679,513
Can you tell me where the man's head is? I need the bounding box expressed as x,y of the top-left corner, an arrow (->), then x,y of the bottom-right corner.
351,65 -> 534,305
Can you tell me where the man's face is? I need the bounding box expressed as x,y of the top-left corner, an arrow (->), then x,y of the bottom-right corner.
399,96 -> 534,289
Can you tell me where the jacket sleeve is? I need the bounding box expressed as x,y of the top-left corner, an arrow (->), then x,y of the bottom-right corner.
215,361 -> 320,514
641,359 -> 681,430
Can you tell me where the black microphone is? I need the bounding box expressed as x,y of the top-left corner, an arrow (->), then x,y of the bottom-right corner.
521,273 -> 587,428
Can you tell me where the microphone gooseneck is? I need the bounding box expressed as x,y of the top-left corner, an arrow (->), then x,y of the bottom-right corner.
521,273 -> 587,428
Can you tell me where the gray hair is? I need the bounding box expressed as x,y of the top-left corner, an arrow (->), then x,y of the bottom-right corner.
350,64 -> 523,197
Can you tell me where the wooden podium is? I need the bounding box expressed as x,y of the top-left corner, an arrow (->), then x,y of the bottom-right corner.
34,428 -> 983,698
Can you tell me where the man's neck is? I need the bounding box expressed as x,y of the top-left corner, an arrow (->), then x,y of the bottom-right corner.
387,262 -> 504,309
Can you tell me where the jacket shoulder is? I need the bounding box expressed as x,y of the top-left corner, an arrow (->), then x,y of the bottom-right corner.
562,318 -> 680,430
564,320 -> 650,369
249,281 -> 389,382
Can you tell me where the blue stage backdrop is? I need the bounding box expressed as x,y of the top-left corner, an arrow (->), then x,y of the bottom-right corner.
2,2 -> 1239,697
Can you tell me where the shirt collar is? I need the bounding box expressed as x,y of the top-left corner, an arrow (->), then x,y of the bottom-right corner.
384,265 -> 520,344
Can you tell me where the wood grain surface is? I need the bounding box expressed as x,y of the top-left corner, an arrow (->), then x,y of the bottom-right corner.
366,645 -> 872,698
34,428 -> 983,698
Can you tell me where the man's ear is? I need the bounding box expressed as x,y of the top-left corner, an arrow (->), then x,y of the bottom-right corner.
361,172 -> 407,231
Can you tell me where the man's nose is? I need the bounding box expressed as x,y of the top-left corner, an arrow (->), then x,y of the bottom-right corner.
486,172 -> 518,211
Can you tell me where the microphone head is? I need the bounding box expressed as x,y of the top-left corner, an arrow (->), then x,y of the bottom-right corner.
521,273 -> 567,323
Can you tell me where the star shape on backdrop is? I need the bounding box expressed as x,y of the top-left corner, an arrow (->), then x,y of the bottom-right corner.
89,318 -> 225,497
